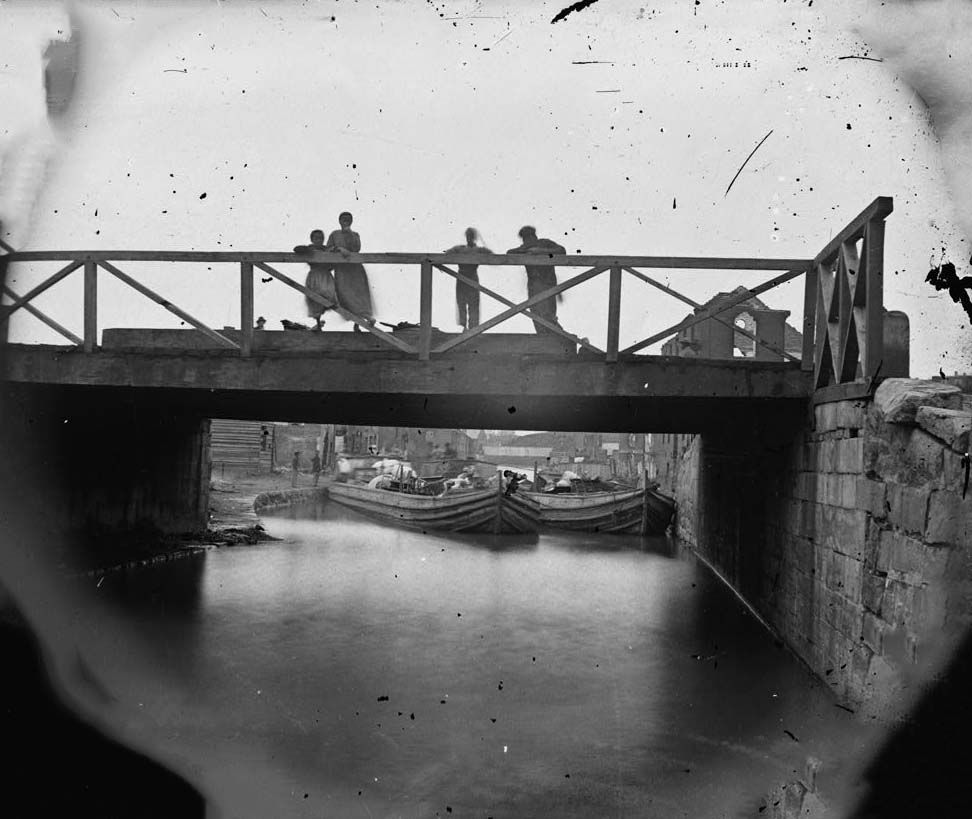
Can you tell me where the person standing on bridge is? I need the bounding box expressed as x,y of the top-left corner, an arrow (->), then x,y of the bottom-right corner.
294,229 -> 339,331
506,225 -> 566,335
326,211 -> 376,333
444,227 -> 492,331
291,451 -> 301,487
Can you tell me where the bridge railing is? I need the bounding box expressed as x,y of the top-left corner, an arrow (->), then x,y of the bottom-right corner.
0,249 -> 811,361
805,196 -> 894,391
0,197 -> 893,372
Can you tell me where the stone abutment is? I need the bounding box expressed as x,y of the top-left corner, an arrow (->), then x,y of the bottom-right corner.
662,378 -> 972,722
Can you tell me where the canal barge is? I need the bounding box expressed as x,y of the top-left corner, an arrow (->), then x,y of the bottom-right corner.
519,485 -> 675,535
327,481 -> 541,534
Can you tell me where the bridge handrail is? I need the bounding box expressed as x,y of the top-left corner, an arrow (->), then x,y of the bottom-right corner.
1,198 -> 893,370
3,250 -> 813,269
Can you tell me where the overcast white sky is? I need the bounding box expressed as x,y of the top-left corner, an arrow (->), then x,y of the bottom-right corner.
2,0 -> 970,376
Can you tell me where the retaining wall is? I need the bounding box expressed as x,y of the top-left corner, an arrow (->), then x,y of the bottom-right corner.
668,379 -> 972,719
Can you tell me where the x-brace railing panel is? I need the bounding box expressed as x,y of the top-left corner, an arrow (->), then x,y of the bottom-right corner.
254,261 -> 416,354
622,266 -> 800,363
98,261 -> 239,349
431,265 -> 609,355
811,196 -> 892,389
431,262 -> 606,356
621,267 -> 809,355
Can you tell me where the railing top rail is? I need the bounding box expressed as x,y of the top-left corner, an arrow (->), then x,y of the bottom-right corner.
813,196 -> 893,267
4,250 -> 813,270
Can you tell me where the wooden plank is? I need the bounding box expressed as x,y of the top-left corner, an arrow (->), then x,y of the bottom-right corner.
623,266 -> 798,363
419,260 -> 432,361
620,267 -> 807,354
253,262 -> 416,355
83,260 -> 97,352
433,263 -> 604,355
0,260 -> 82,323
1,348 -> 813,411
606,265 -> 622,362
98,260 -> 240,350
801,263 -> 818,371
240,261 -> 254,357
1,284 -> 82,344
837,242 -> 857,383
433,265 -> 609,354
5,249 -> 815,270
862,218 -> 885,380
813,196 -> 893,266
813,380 -> 871,405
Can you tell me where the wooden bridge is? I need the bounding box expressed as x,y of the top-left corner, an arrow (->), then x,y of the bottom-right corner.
0,198 -> 900,431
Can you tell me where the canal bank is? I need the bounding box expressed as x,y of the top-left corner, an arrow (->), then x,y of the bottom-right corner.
66,471 -> 329,576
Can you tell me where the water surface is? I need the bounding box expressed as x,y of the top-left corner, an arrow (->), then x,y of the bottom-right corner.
85,499 -> 869,817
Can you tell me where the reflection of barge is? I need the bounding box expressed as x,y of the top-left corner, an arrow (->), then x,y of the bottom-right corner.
327,482 -> 541,534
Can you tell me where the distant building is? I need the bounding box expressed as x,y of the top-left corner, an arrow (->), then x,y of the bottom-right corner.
341,425 -> 479,460
648,285 -> 806,489
660,286 -> 803,360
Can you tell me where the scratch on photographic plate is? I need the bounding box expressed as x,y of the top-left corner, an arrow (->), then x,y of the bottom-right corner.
724,129 -> 774,197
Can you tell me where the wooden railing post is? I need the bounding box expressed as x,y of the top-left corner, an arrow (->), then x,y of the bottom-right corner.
419,260 -> 433,361
606,265 -> 622,362
801,263 -> 817,371
240,261 -> 254,357
83,261 -> 97,352
862,217 -> 885,379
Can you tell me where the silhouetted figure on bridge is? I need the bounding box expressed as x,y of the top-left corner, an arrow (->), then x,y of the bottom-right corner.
326,212 -> 375,333
444,227 -> 492,331
294,229 -> 338,331
507,225 -> 566,335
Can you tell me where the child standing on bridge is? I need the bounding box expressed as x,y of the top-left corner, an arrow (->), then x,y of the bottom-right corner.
294,229 -> 339,332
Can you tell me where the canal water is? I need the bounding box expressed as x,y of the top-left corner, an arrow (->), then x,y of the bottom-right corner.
82,499 -> 873,818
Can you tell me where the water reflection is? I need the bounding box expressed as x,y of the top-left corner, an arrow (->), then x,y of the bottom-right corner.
86,499 -> 865,818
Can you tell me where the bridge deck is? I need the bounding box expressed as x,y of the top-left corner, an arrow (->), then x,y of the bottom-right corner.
2,329 -> 811,432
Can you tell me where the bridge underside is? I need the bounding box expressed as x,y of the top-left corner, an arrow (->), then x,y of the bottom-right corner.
2,340 -> 810,432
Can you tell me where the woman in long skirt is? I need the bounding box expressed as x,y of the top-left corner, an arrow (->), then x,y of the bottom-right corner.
294,229 -> 338,331
326,211 -> 375,332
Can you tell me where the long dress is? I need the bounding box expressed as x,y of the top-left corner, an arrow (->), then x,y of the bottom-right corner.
294,245 -> 338,320
325,229 -> 374,321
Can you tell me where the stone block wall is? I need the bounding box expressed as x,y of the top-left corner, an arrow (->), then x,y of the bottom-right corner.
659,378 -> 972,719
672,435 -> 701,546
760,379 -> 971,716
760,398 -> 873,707
1,387 -> 213,563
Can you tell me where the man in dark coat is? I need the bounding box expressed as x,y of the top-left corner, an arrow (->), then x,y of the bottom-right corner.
507,225 -> 567,334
